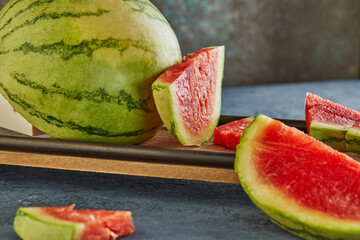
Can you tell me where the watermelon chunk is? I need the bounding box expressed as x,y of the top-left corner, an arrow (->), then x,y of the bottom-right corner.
213,117 -> 254,150
235,114 -> 360,239
152,46 -> 225,146
305,92 -> 360,151
13,204 -> 135,240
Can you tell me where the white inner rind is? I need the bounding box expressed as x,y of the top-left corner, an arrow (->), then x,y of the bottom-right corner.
152,82 -> 172,129
235,115 -> 360,239
311,121 -> 351,133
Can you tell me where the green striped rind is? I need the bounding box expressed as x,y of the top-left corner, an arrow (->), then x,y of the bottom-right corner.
9,72 -> 155,112
235,114 -> 360,240
123,0 -> 169,24
152,46 -> 225,146
346,127 -> 360,154
5,38 -> 156,60
0,82 -> 161,138
14,207 -> 84,240
310,122 -> 349,152
0,0 -> 182,144
0,0 -> 56,33
1,8 -> 109,40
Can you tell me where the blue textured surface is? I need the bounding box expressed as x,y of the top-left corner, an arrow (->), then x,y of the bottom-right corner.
1,80 -> 360,239
0,166 -> 297,240
221,80 -> 360,120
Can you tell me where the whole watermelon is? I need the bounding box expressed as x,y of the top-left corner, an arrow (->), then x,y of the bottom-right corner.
0,0 -> 182,144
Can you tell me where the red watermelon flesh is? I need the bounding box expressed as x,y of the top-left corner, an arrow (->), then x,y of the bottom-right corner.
353,121 -> 360,128
305,93 -> 360,134
44,204 -> 134,240
213,117 -> 253,150
163,48 -> 219,135
152,46 -> 224,146
307,105 -> 357,131
235,114 -> 360,239
255,118 -> 360,220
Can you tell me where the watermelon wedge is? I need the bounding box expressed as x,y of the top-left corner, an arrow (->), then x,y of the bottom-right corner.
235,114 -> 360,239
213,117 -> 254,150
305,92 -> 360,151
152,46 -> 225,146
13,204 -> 134,240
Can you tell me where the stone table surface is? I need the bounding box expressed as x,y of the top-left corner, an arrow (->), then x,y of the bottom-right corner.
1,80 -> 360,240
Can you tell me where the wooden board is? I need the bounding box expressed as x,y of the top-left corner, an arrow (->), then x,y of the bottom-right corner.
0,125 -> 239,183
0,117 -> 359,184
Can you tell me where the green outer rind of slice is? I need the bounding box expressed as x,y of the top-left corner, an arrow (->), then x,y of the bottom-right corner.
346,127 -> 360,154
152,46 -> 225,146
235,114 -> 360,240
310,122 -> 348,152
14,207 -> 84,240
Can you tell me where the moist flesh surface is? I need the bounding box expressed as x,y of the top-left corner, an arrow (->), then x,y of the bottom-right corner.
255,119 -> 360,220
44,205 -> 134,239
162,48 -> 219,135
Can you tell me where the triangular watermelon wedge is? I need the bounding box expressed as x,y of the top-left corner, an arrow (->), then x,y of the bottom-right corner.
235,114 -> 360,239
13,204 -> 135,240
305,92 -> 360,151
152,46 -> 225,146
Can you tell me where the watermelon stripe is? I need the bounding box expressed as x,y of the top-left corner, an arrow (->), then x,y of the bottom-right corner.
169,121 -> 177,138
10,72 -> 155,112
320,136 -> 343,143
0,50 -> 10,55
3,38 -> 155,60
152,84 -> 166,92
0,82 -> 159,137
0,0 -> 55,32
123,0 -> 168,24
1,9 -> 110,40
346,139 -> 360,145
0,0 -> 24,21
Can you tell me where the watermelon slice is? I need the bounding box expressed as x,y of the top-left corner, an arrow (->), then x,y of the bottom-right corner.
152,46 -> 225,146
13,204 -> 135,240
235,114 -> 360,239
305,92 -> 360,151
213,117 -> 254,150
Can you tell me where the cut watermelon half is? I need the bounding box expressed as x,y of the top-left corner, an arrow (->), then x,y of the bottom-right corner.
235,114 -> 360,239
152,46 -> 225,146
13,204 -> 135,240
213,117 -> 254,150
305,92 -> 360,151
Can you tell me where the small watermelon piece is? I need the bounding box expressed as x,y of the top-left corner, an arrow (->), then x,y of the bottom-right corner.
346,121 -> 360,154
13,204 -> 135,240
235,114 -> 360,239
305,92 -> 360,151
152,46 -> 225,146
213,117 -> 254,150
